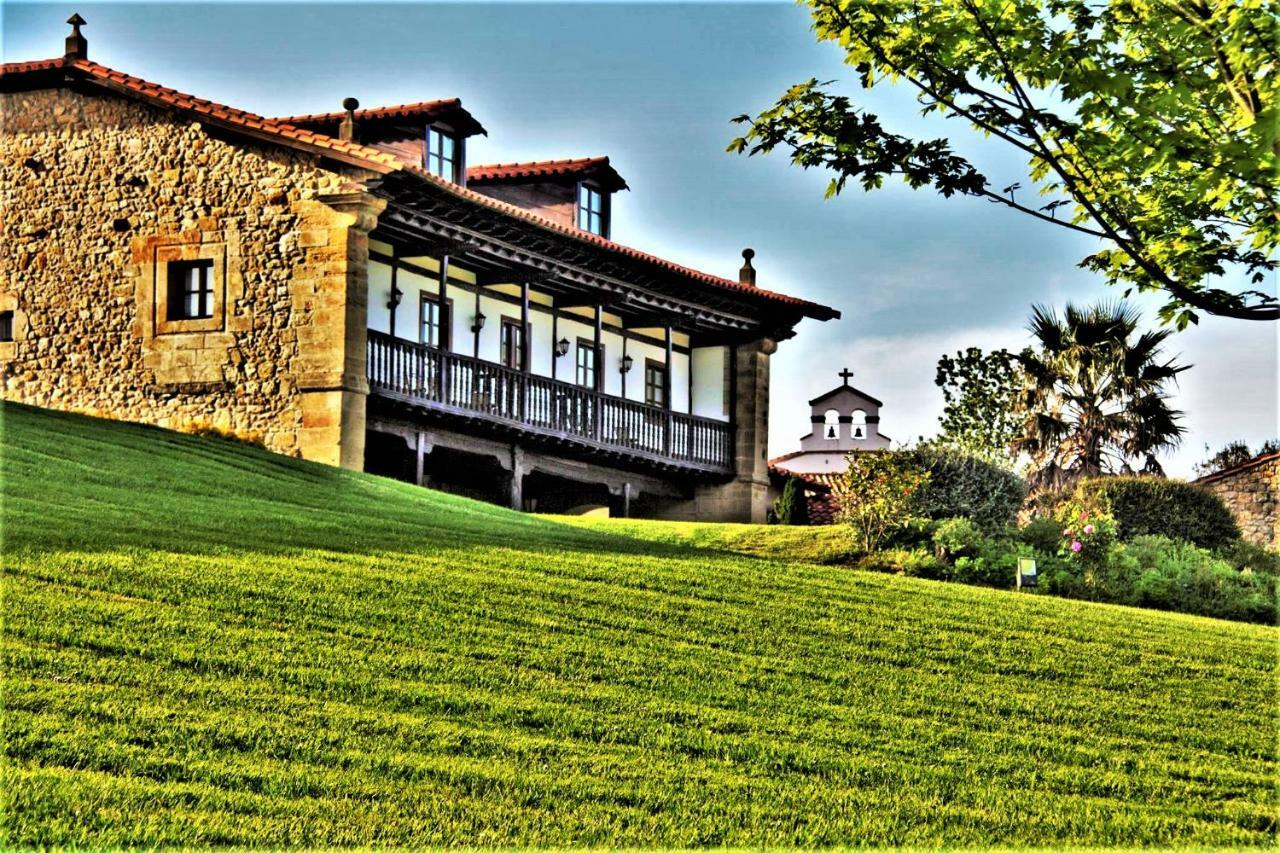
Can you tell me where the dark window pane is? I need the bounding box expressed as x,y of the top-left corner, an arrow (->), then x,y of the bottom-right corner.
0,311 -> 13,342
167,260 -> 214,320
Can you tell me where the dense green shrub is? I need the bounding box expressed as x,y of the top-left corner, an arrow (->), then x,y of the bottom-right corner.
1074,477 -> 1239,549
933,517 -> 984,560
1123,536 -> 1276,623
1020,517 -> 1064,554
773,476 -> 809,526
883,517 -> 937,549
952,537 -> 1035,588
907,447 -> 1027,531
1216,540 -> 1280,578
833,452 -> 931,551
856,548 -> 949,579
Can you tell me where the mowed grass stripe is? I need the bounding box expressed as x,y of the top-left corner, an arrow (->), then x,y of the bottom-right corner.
2,402 -> 1276,845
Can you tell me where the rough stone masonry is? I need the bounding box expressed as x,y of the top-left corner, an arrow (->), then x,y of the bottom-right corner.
1195,452 -> 1279,548
1,86 -> 384,466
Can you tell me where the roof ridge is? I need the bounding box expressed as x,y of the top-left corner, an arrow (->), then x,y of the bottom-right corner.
468,156 -> 608,170
273,98 -> 462,125
2,56 -> 836,318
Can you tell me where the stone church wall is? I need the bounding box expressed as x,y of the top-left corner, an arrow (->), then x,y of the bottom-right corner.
1196,453 -> 1279,548
1,87 -> 377,464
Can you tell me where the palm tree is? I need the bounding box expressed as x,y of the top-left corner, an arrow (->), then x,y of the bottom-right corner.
1015,302 -> 1188,491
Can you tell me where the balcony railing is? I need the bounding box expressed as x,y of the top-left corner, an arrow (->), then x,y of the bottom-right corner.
367,330 -> 733,473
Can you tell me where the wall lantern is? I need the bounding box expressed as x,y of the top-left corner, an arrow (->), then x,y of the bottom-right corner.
555,337 -> 571,358
471,311 -> 487,334
620,353 -> 634,374
387,285 -> 403,310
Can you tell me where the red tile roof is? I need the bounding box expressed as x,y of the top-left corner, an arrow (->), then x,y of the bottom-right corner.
274,99 -> 486,137
467,157 -> 628,191
1,57 -> 836,319
276,98 -> 458,125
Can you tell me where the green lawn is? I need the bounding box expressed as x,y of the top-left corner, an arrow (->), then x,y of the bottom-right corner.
2,402 -> 1276,846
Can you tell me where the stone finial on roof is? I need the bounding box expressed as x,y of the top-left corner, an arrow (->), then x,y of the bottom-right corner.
338,97 -> 360,142
739,248 -> 756,287
65,13 -> 87,61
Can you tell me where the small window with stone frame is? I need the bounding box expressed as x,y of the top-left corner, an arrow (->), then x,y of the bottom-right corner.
0,311 -> 13,343
166,260 -> 215,321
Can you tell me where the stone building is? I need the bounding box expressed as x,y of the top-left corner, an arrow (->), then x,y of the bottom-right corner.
1194,451 -> 1278,548
0,18 -> 838,521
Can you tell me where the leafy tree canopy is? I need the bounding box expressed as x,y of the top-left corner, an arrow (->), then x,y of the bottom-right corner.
729,0 -> 1279,326
1194,438 -> 1280,476
934,346 -> 1024,462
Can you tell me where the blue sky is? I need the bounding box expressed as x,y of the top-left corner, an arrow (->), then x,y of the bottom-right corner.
5,2 -> 1276,475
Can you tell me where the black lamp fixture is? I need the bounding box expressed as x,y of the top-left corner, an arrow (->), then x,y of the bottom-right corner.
471,311 -> 487,334
387,285 -> 403,310
620,353 -> 634,374
555,337 -> 571,358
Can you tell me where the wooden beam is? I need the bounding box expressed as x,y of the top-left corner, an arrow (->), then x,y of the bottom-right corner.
520,280 -> 530,375
378,205 -> 759,331
437,251 -> 450,351
388,246 -> 399,338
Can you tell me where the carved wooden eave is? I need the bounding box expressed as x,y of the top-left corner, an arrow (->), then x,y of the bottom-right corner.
371,172 -> 827,344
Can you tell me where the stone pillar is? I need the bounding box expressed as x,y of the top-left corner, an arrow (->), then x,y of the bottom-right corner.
294,190 -> 386,470
673,337 -> 776,523
509,444 -> 525,510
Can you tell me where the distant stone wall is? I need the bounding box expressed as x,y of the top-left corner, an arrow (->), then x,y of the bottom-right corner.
1196,453 -> 1279,548
1,86 -> 380,465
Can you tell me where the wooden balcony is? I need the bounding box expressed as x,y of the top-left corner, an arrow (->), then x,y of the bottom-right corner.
367,330 -> 734,475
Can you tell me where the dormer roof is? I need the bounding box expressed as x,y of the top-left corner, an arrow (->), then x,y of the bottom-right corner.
274,99 -> 487,138
467,157 -> 628,192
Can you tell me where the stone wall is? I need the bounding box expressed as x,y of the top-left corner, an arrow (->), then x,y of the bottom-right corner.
1196,453 -> 1279,548
1,86 -> 379,465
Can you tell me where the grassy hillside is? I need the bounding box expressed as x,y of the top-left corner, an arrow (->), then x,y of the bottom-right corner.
2,402 -> 1276,846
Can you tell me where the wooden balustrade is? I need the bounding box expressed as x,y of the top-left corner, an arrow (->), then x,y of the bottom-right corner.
367,330 -> 732,472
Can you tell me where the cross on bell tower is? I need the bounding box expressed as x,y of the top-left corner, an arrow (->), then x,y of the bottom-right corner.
838,367 -> 854,387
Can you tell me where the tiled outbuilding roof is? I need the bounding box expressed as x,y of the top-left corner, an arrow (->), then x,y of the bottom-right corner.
274,98 -> 487,137
0,57 -> 837,320
467,157 -> 629,191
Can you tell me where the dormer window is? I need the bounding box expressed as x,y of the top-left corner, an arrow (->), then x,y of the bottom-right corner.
425,126 -> 460,181
577,183 -> 609,237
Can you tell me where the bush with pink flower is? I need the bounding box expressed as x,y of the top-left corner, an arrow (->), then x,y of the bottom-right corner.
1053,500 -> 1117,588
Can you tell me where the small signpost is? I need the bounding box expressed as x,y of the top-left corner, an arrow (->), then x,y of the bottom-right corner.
1016,557 -> 1038,590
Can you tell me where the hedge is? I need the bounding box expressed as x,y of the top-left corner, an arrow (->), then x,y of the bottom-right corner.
1075,476 -> 1240,549
906,447 -> 1027,531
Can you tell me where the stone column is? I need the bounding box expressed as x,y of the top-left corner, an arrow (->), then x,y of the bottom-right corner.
670,337 -> 775,523
293,190 -> 386,470
509,444 -> 525,510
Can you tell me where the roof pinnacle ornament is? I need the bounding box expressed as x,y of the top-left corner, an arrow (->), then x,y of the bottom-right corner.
338,97 -> 359,142
739,247 -> 756,287
65,13 -> 88,61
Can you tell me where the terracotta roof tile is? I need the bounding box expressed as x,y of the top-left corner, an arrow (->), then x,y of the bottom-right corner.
0,57 -> 65,75
466,157 -> 628,191
1,56 -> 836,319
276,98 -> 461,125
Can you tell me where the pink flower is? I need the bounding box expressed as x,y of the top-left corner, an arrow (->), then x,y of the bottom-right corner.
1080,511 -> 1089,520
1070,540 -> 1083,553
1084,524 -> 1095,535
